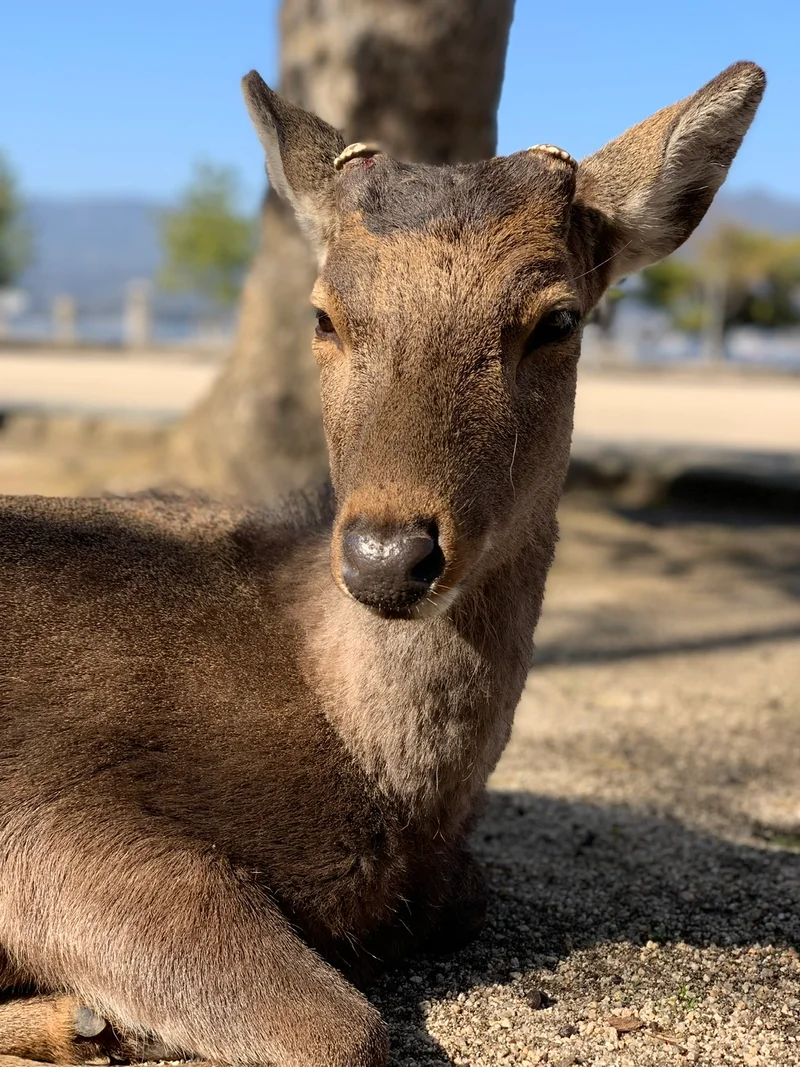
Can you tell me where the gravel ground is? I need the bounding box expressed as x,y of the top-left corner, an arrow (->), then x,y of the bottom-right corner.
372,501 -> 800,1066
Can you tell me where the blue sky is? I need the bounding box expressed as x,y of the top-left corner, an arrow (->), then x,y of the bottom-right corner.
2,0 -> 797,205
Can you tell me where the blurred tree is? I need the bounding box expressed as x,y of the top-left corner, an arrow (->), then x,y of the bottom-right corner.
172,0 -> 516,501
639,226 -> 800,360
638,259 -> 698,321
159,163 -> 256,313
0,152 -> 31,289
589,286 -> 627,340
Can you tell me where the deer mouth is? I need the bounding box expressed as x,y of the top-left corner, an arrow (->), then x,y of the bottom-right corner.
349,576 -> 463,620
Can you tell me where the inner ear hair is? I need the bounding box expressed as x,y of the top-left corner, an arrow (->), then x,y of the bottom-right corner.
574,61 -> 766,288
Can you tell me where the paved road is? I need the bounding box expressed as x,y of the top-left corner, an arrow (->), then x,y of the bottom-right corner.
0,352 -> 798,454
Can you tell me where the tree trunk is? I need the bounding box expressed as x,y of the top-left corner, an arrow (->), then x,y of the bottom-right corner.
171,0 -> 515,502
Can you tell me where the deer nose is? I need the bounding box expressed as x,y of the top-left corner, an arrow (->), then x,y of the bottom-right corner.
341,521 -> 445,613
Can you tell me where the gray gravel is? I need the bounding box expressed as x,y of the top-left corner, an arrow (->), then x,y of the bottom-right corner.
372,501 -> 800,1066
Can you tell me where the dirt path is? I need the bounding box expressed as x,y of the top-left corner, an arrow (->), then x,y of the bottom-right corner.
0,352 -> 214,419
574,370 -> 800,453
376,502 -> 800,1066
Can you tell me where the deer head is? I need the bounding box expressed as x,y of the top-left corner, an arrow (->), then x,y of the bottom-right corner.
243,63 -> 764,619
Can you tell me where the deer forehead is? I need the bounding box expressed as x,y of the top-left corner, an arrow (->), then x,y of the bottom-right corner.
317,216 -> 578,333
313,152 -> 580,325
333,152 -> 576,237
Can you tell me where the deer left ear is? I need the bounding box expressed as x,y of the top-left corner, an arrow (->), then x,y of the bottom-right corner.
573,61 -> 766,294
242,71 -> 346,258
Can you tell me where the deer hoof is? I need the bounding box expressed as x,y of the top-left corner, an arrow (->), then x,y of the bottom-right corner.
73,1006 -> 108,1038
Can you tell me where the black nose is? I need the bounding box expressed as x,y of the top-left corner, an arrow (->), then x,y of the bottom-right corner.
341,521 -> 445,613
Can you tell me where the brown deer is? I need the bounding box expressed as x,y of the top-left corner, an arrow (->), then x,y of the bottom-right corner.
0,62 -> 764,1067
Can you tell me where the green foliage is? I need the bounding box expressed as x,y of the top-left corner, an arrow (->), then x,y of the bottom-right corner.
676,985 -> 699,1011
0,153 -> 31,288
159,163 -> 256,309
639,260 -> 697,314
638,226 -> 800,336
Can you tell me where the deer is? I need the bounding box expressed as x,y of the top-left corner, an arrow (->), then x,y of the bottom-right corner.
0,61 -> 764,1067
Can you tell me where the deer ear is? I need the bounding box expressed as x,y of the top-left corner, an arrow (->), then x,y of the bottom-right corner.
242,71 -> 346,257
574,62 -> 766,288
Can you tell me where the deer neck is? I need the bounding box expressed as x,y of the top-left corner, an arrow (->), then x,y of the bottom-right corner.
293,511 -> 557,831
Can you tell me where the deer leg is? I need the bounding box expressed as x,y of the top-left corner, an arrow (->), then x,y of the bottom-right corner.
349,845 -> 488,986
1,807 -> 387,1067
0,994 -> 119,1064
0,1061 -> 213,1067
423,846 -> 488,957
0,950 -> 115,1064
0,993 -> 190,1065
0,1058 -> 84,1067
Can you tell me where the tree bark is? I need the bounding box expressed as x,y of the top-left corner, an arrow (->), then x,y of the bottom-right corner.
171,0 -> 515,502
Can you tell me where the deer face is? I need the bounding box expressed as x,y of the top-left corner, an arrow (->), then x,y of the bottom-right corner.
243,63 -> 764,618
312,151 -> 583,618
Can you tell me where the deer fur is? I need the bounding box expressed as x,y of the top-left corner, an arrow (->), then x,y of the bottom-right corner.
0,62 -> 764,1067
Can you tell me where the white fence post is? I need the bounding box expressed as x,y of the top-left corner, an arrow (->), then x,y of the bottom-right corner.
52,294 -> 77,344
124,279 -> 152,349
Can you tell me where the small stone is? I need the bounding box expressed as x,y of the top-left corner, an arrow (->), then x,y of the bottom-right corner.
606,1014 -> 644,1034
558,1024 -> 579,1038
410,975 -> 423,984
552,1055 -> 578,1067
525,989 -> 550,1010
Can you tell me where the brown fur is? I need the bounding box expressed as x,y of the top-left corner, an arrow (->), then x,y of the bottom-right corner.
0,63 -> 764,1066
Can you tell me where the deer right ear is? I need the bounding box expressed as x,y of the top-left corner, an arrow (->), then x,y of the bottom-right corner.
573,61 -> 766,298
242,71 -> 346,258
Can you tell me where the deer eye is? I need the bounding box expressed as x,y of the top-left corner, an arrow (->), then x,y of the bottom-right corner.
523,308 -> 581,356
314,309 -> 338,339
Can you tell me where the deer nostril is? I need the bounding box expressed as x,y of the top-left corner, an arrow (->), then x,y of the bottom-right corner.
409,533 -> 445,586
341,522 -> 445,612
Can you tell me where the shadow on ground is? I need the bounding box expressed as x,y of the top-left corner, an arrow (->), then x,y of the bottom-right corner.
534,618 -> 800,666
373,792 -> 800,1064
594,502 -> 799,596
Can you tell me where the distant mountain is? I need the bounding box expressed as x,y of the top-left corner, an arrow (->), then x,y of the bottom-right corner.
20,198 -> 164,313
707,189 -> 800,234
13,187 -> 800,315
